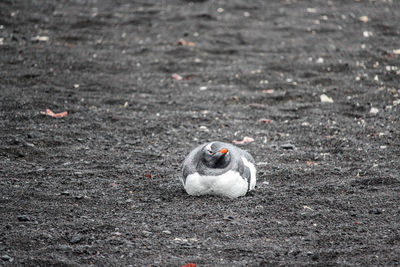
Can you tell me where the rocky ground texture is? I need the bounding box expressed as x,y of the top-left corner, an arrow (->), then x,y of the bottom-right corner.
1,0 -> 399,266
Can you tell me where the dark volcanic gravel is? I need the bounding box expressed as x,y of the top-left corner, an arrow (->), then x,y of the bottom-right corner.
1,0 -> 400,266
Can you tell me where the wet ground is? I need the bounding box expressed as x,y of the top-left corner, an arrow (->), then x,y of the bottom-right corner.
1,0 -> 399,266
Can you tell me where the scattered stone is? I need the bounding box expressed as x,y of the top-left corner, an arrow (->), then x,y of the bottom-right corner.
31,35 -> 49,42
281,143 -> 296,150
70,233 -> 83,244
142,230 -> 152,237
369,107 -> 379,115
59,245 -> 73,251
368,209 -> 382,215
11,138 -> 21,145
27,132 -> 36,138
163,230 -> 172,235
306,8 -> 317,13
199,126 -> 209,132
385,65 -> 398,71
359,16 -> 369,23
17,215 -> 31,222
23,141 -> 35,148
1,255 -> 12,261
303,205 -> 314,211
320,94 -> 334,103
363,31 -> 372,37
111,232 -> 122,236
316,57 -> 324,64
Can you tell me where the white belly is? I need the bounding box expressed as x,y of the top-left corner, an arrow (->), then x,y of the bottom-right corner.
184,170 -> 249,198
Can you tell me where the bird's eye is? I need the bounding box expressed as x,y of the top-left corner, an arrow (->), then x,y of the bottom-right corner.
208,150 -> 213,154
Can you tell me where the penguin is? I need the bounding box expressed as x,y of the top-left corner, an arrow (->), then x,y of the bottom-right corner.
181,141 -> 256,198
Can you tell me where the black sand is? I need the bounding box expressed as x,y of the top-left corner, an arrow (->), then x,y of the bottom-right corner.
1,0 -> 399,266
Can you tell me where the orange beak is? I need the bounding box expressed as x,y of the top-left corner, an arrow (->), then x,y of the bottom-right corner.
219,148 -> 228,154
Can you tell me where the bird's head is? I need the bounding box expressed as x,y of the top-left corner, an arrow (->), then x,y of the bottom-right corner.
201,142 -> 231,168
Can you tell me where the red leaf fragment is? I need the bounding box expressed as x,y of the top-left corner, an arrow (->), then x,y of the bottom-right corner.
180,264 -> 196,267
172,74 -> 183,80
259,118 -> 272,124
232,136 -> 254,145
175,39 -> 196,47
262,89 -> 275,94
41,108 -> 68,118
172,73 -> 194,80
144,174 -> 152,179
184,75 -> 194,80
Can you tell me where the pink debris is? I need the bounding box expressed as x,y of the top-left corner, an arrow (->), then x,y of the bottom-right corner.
259,118 -> 272,124
41,108 -> 68,118
262,89 -> 275,94
172,73 -> 194,80
172,73 -> 183,80
232,136 -> 254,145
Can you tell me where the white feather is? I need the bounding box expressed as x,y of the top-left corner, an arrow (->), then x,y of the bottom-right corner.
184,170 -> 248,198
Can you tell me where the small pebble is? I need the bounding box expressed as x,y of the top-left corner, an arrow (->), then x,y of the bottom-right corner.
70,233 -> 83,244
320,94 -> 334,103
31,35 -> 49,42
1,255 -> 12,261
163,230 -> 172,235
369,107 -> 379,115
359,16 -> 369,23
281,143 -> 296,150
199,126 -> 209,132
23,141 -> 35,148
363,31 -> 372,37
17,215 -> 31,222
27,132 -> 36,138
142,230 -> 152,237
368,209 -> 382,215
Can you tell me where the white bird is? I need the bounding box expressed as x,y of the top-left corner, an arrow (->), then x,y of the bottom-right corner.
181,141 -> 256,198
